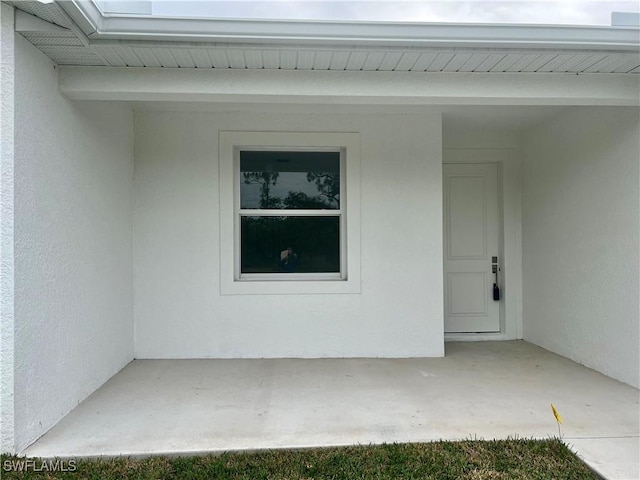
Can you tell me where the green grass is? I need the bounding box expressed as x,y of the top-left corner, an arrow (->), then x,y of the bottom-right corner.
1,439 -> 599,480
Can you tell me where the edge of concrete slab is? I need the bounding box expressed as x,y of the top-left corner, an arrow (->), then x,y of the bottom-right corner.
565,442 -> 607,480
19,436 -> 601,466
565,436 -> 640,480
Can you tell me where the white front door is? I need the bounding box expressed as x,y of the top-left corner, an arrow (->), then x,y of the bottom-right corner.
443,163 -> 500,333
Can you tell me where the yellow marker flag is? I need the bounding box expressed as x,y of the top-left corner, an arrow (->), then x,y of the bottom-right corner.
551,403 -> 563,424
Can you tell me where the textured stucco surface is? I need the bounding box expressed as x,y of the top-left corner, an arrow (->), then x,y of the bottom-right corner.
1,3 -> 16,453
522,106 -> 640,388
12,35 -> 134,452
134,110 -> 444,359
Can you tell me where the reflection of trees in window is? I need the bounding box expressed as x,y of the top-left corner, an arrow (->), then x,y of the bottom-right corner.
243,170 -> 340,210
307,172 -> 340,208
243,171 -> 281,208
284,191 -> 332,209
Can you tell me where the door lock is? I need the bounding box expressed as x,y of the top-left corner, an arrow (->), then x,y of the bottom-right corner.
492,257 -> 500,301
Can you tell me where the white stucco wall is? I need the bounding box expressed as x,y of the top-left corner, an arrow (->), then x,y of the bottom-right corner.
522,107 -> 640,388
134,109 -> 444,358
12,35 -> 134,451
1,3 -> 16,453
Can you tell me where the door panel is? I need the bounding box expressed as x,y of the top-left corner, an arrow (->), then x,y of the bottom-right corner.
444,163 -> 500,333
448,176 -> 487,258
448,272 -> 487,315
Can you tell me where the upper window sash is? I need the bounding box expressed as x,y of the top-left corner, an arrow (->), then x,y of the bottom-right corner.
234,147 -> 345,214
239,150 -> 342,211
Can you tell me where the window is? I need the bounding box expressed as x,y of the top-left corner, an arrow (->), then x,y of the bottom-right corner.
219,132 -> 360,295
239,150 -> 343,278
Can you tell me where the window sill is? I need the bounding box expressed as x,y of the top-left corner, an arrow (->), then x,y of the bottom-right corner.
240,273 -> 342,281
220,277 -> 360,295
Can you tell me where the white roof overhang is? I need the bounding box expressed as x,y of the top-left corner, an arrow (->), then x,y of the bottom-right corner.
5,0 -> 640,106
59,1 -> 640,51
7,0 -> 640,74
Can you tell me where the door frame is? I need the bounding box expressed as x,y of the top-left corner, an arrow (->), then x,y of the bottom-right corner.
443,149 -> 523,341
443,162 -> 501,334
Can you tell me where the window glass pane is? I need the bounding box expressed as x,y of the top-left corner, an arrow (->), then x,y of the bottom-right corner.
240,151 -> 340,209
241,216 -> 340,273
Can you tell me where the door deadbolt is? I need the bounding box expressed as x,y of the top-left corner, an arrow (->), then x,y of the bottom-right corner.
492,257 -> 500,301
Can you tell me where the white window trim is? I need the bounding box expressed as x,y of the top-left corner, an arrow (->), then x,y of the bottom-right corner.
219,131 -> 361,295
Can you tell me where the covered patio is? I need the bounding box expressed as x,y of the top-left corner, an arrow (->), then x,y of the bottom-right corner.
2,4 -> 639,480
23,341 -> 639,480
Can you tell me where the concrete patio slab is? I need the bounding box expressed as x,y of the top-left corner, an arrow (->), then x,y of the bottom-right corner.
24,341 -> 639,479
568,437 -> 639,480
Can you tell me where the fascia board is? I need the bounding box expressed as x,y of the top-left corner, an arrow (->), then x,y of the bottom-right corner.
58,2 -> 640,52
57,0 -> 102,36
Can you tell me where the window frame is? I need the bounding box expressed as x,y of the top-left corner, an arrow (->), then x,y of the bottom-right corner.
237,146 -> 345,281
219,131 -> 361,295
